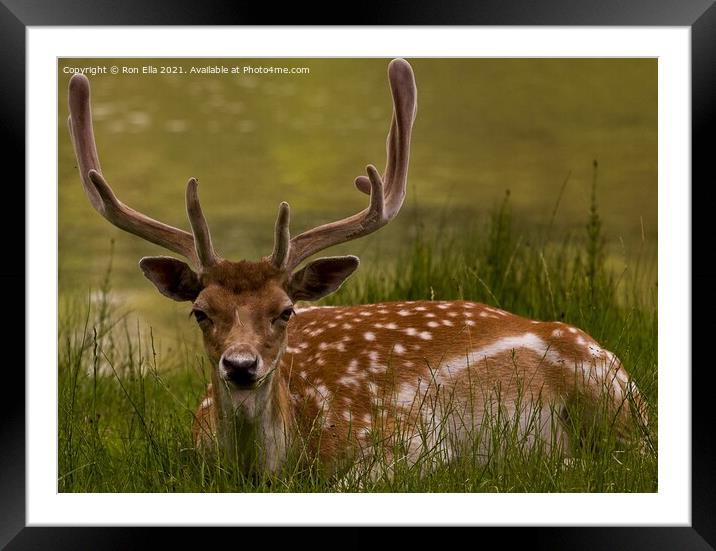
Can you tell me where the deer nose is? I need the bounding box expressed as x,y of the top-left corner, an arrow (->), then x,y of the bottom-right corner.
221,353 -> 259,387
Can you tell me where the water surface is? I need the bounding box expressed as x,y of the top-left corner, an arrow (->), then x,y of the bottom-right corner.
58,58 -> 657,341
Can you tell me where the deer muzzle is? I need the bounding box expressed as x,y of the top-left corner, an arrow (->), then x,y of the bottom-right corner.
220,347 -> 261,388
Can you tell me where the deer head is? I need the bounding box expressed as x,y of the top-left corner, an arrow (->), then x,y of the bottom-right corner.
68,59 -> 417,406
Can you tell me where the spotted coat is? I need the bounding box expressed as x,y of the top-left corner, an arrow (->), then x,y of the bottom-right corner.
194,299 -> 647,473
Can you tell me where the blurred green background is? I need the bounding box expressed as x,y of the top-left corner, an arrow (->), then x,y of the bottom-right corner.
58,58 -> 657,344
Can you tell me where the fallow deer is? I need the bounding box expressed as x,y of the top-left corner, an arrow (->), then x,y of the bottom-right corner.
67,59 -> 648,480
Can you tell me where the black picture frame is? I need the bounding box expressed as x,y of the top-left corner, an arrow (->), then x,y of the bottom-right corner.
6,1 -> 712,548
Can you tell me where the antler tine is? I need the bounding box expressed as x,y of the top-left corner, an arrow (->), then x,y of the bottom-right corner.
382,58 -> 417,217
68,73 -> 201,268
269,202 -> 291,269
285,58 -> 417,271
186,178 -> 220,268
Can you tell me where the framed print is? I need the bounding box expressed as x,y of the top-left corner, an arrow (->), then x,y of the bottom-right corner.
6,1 -> 713,548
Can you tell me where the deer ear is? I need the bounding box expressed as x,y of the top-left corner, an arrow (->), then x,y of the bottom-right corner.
139,256 -> 203,302
288,256 -> 359,302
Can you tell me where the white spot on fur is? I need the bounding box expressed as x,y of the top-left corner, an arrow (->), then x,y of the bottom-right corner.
385,322 -> 398,330
576,336 -> 587,346
472,333 -> 551,363
552,329 -> 564,338
424,312 -> 436,318
368,363 -> 383,374
437,304 -> 449,309
398,309 -> 411,316
405,327 -> 417,336
419,331 -> 432,340
448,311 -> 458,317
286,347 -> 300,354
442,319 -> 454,327
342,323 -> 353,330
568,327 -> 577,334
337,375 -> 359,388
393,344 -> 406,355
315,383 -> 332,402
364,332 -> 376,341
415,306 -> 427,311
427,321 -> 440,328
465,320 -> 476,326
397,382 -> 417,405
200,397 -> 213,409
295,306 -> 318,314
588,344 -> 604,359
347,359 -> 359,374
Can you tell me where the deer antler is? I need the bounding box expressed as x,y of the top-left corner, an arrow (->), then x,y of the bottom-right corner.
70,58 -> 416,274
271,58 -> 417,272
67,74 -> 219,271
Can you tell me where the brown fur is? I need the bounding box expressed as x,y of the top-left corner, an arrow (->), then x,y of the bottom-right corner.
193,299 -> 648,473
201,259 -> 286,294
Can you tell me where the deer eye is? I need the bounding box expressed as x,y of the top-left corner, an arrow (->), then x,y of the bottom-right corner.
277,306 -> 294,323
192,309 -> 210,325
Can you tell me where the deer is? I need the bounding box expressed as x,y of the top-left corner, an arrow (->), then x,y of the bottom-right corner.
67,58 -> 649,482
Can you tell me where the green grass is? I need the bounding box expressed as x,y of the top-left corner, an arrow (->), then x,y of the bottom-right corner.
58,186 -> 657,493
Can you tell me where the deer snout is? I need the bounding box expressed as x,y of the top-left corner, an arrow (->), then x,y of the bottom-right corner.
220,349 -> 261,387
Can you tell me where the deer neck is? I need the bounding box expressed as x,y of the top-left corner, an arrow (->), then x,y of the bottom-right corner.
211,360 -> 294,474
